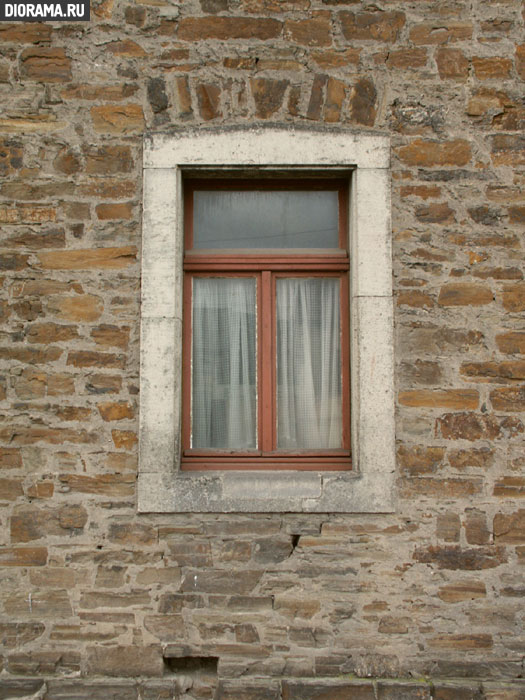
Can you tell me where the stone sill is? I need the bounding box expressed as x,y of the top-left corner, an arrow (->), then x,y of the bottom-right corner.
137,468 -> 395,513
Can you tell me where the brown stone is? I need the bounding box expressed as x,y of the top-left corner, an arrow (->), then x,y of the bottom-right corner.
397,291 -> 435,308
437,580 -> 486,603
58,473 -> 135,497
5,590 -> 72,619
91,324 -> 130,350
0,547 -> 47,566
11,505 -> 87,542
490,387 -> 525,411
494,511 -> 525,543
284,15 -> 331,47
13,370 -> 46,399
473,57 -> 512,80
85,645 -> 163,677
85,374 -> 123,395
78,177 -> 135,199
175,76 -> 193,118
0,23 -> 52,43
26,322 -> 79,344
0,253 -> 29,271
339,10 -> 405,42
436,512 -> 461,542
12,279 -> 83,297
97,402 -> 133,422
0,346 -> 62,363
413,544 -> 507,570
84,146 -> 133,175
398,139 -> 471,167
47,295 -> 103,322
196,83 -> 222,121
503,284 -> 525,311
429,634 -> 492,649
111,430 -> 138,449
178,17 -> 282,41
144,614 -> 185,642
349,77 -> 376,126
399,360 -> 443,385
399,477 -> 482,499
306,74 -> 327,120
509,206 -> 525,224
0,426 -> 96,445
108,523 -> 156,546
106,39 -> 147,58
438,283 -> 493,306
323,78 -> 345,123
409,23 -> 472,44
416,202 -> 456,223
181,569 -> 261,594
436,48 -> 469,79
311,49 -> 360,69
464,509 -> 490,545
448,447 -> 493,470
400,185 -> 441,200
20,48 -> 72,82
473,267 -> 522,280
387,48 -> 427,70
39,247 -> 136,271
48,373 -> 75,396
397,445 -> 445,475
251,79 -> 288,119
493,477 -> 525,498
491,134 -> 525,167
0,622 -> 46,648
437,412 -> 523,440
377,616 -> 410,635
95,202 -> 133,220
53,148 -> 81,175
91,105 -> 145,134
26,481 -> 54,499
0,448 -> 23,470
399,389 -> 479,410
62,83 -> 138,101
7,650 -> 80,675
0,477 -> 24,501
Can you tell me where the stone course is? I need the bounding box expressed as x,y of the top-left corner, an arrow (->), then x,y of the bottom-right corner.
0,0 -> 525,694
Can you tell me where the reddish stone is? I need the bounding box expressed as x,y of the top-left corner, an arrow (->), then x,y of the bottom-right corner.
251,79 -> 288,119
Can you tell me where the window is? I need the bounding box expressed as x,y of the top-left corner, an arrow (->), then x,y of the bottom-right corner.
139,128 -> 394,513
182,179 -> 350,471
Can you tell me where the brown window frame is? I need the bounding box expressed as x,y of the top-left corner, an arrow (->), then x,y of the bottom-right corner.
181,177 -> 351,472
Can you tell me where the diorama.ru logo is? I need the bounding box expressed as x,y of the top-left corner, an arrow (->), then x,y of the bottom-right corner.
0,0 -> 89,20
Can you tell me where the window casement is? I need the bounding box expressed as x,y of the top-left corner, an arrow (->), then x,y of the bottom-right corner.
182,179 -> 351,471
139,128 -> 394,513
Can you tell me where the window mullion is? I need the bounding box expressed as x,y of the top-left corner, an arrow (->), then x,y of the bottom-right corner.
260,270 -> 273,453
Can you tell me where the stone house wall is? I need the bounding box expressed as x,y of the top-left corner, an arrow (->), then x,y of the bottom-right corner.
0,0 -> 524,697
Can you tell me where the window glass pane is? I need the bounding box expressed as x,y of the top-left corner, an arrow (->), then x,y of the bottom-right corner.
193,190 -> 339,249
192,277 -> 257,449
276,278 -> 342,449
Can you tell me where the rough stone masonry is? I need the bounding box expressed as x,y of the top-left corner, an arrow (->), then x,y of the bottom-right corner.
0,0 -> 525,697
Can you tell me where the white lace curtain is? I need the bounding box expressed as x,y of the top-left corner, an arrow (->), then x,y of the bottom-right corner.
276,278 -> 342,449
192,278 -> 257,449
191,276 -> 342,451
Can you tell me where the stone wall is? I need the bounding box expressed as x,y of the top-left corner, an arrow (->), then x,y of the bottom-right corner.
0,0 -> 525,697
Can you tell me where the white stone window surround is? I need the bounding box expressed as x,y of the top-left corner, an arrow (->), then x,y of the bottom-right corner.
139,127 -> 394,513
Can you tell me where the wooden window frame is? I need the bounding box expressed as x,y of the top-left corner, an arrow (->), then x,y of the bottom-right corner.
181,179 -> 351,471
